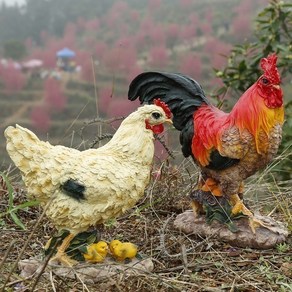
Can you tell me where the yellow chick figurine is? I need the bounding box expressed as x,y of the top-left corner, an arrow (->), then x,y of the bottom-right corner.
109,240 -> 138,262
83,241 -> 108,263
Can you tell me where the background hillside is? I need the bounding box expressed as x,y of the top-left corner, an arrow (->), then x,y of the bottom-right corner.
0,1 -> 291,291
0,0 -> 282,167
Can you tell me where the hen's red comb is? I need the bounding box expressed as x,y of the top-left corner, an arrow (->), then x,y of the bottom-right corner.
260,53 -> 280,84
154,98 -> 172,119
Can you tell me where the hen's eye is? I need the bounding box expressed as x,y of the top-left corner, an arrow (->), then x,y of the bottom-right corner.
261,77 -> 269,85
152,112 -> 162,119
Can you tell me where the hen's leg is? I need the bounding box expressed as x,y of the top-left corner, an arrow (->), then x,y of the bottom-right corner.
50,233 -> 78,266
230,194 -> 270,233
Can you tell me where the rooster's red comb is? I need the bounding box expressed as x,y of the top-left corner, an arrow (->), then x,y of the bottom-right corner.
154,99 -> 172,119
260,53 -> 280,84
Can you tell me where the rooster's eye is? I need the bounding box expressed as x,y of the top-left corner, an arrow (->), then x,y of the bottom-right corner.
261,77 -> 269,85
152,112 -> 162,119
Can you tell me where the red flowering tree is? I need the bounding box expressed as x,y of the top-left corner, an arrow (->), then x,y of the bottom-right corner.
63,23 -> 77,48
148,0 -> 161,11
98,87 -> 113,115
95,41 -> 107,58
130,9 -> 140,23
103,45 -> 137,74
148,25 -> 166,46
232,0 -> 253,40
126,65 -> 142,84
166,23 -> 181,48
180,0 -> 192,8
179,53 -> 202,79
0,63 -> 26,93
74,50 -> 93,82
98,87 -> 139,118
149,46 -> 168,68
76,18 -> 86,34
181,24 -> 197,41
203,38 -> 231,68
85,19 -> 100,32
44,78 -> 67,111
107,98 -> 139,118
30,105 -> 51,133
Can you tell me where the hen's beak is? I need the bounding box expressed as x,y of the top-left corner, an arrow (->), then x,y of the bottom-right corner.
165,119 -> 173,124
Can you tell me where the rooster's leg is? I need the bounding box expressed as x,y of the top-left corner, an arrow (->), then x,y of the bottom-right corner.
230,194 -> 270,234
50,233 -> 78,266
201,178 -> 222,197
191,200 -> 204,217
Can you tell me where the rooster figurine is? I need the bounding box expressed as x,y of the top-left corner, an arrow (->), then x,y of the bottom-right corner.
128,53 -> 284,232
5,100 -> 172,266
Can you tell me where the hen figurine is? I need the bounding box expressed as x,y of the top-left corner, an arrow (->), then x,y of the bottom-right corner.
5,101 -> 172,266
128,53 -> 284,232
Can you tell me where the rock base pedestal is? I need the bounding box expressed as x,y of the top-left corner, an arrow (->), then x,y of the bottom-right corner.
174,210 -> 289,249
19,257 -> 154,284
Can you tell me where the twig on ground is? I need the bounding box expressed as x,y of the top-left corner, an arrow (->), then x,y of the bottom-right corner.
0,239 -> 17,271
1,198 -> 53,291
30,237 -> 60,291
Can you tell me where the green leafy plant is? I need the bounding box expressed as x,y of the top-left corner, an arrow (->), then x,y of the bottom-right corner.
44,229 -> 100,261
214,0 -> 292,97
276,242 -> 290,253
0,172 -> 39,230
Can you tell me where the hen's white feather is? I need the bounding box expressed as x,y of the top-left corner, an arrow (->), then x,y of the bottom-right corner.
5,104 -> 169,234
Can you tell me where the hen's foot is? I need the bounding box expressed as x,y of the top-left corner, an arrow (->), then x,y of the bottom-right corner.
50,251 -> 78,267
49,233 -> 78,266
201,178 -> 222,196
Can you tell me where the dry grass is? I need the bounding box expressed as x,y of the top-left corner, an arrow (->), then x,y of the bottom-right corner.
0,155 -> 291,292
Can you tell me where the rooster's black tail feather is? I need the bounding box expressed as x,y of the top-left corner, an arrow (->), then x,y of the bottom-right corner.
128,72 -> 209,131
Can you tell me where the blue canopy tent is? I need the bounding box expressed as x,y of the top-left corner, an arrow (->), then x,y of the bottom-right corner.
56,48 -> 76,59
56,48 -> 76,72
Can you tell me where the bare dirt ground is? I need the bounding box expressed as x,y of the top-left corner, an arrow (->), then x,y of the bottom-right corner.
0,161 -> 291,292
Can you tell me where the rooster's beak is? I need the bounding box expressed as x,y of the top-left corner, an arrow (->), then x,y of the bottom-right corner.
165,119 -> 173,124
272,84 -> 281,90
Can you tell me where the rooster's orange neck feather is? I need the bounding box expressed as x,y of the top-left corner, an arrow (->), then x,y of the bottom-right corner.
192,83 -> 284,166
230,84 -> 284,153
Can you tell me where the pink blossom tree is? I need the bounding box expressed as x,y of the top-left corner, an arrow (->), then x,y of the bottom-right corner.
44,78 -> 67,111
179,53 -> 202,79
149,46 -> 168,68
148,25 -> 166,46
166,23 -> 181,48
103,45 -> 137,74
98,87 -> 113,115
232,0 -> 253,40
0,63 -> 26,93
148,0 -> 161,11
30,105 -> 51,132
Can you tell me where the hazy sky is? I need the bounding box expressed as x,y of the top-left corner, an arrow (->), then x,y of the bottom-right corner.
0,0 -> 25,6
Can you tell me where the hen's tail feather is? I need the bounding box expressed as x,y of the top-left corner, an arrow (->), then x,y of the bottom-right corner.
128,72 -> 209,131
5,124 -> 42,174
